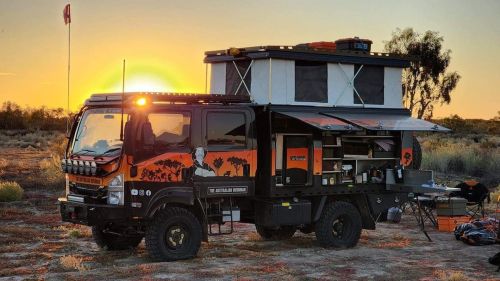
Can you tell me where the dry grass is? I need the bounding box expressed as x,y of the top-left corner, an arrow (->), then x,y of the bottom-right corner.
59,255 -> 88,271
55,225 -> 92,239
375,233 -> 411,249
433,269 -> 470,281
0,181 -> 23,202
420,134 -> 500,187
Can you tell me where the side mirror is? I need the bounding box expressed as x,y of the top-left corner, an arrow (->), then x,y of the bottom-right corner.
123,121 -> 134,156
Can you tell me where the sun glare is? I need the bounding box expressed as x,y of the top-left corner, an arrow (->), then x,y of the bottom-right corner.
124,75 -> 172,92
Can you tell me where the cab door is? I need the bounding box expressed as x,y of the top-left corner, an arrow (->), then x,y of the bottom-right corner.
193,108 -> 255,197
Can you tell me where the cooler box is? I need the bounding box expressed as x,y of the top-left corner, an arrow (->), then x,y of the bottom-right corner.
436,197 -> 467,216
437,216 -> 470,232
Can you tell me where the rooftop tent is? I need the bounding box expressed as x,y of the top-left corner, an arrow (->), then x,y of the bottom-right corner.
275,111 -> 361,131
322,112 -> 451,132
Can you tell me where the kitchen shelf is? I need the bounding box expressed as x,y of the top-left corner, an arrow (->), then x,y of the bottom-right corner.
322,145 -> 341,147
322,158 -> 342,160
322,171 -> 342,174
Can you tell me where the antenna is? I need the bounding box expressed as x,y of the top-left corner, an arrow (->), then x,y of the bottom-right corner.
120,59 -> 126,141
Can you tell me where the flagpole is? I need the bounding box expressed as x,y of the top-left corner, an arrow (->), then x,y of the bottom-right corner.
66,19 -> 71,133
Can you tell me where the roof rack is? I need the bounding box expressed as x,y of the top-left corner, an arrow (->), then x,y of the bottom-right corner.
87,92 -> 252,105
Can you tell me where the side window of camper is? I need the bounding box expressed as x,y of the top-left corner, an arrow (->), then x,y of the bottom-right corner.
226,61 -> 252,96
206,112 -> 247,149
353,65 -> 384,105
295,60 -> 328,103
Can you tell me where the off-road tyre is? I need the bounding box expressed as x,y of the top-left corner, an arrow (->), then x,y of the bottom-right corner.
255,225 -> 296,240
412,136 -> 422,170
145,207 -> 202,261
315,201 -> 362,248
92,225 -> 143,250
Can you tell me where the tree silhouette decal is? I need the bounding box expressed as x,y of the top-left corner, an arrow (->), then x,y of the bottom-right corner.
155,159 -> 185,181
140,159 -> 185,182
227,156 -> 247,176
213,157 -> 224,176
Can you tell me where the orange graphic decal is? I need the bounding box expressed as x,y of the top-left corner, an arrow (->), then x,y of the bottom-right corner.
401,147 -> 413,167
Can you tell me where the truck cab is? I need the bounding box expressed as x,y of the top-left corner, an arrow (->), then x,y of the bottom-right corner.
59,38 -> 450,261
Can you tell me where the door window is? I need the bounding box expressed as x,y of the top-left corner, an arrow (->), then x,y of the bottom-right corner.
206,112 -> 246,149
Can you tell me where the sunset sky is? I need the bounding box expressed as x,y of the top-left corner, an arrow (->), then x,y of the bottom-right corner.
0,0 -> 499,119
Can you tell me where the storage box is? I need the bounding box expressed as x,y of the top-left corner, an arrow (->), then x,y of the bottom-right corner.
436,197 -> 467,216
255,200 -> 311,227
437,216 -> 471,232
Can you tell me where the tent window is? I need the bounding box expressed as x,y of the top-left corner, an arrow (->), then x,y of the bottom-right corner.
354,65 -> 384,105
295,61 -> 327,103
226,61 -> 251,95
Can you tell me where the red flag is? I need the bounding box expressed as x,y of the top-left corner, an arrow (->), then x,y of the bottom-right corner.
63,4 -> 71,25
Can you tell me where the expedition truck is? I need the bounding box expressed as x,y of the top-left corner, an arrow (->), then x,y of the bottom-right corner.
59,38 -> 450,261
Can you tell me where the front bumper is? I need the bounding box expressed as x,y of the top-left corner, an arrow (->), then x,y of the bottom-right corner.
59,197 -> 127,226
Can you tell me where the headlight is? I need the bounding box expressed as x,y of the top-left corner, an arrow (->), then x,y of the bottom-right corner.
108,191 -> 123,205
107,174 -> 124,205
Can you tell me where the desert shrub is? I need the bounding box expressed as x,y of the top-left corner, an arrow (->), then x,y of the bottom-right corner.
0,181 -> 24,202
421,135 -> 500,187
0,102 -> 71,131
39,154 -> 65,189
59,255 -> 87,271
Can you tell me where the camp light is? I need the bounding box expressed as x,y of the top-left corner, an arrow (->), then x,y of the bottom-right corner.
135,97 -> 148,106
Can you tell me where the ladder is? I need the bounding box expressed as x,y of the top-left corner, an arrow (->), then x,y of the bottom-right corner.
205,197 -> 235,236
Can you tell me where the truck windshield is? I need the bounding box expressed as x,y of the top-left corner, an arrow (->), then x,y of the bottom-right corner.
71,108 -> 126,157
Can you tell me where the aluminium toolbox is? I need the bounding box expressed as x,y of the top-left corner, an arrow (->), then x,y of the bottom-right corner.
437,216 -> 471,232
436,197 -> 467,216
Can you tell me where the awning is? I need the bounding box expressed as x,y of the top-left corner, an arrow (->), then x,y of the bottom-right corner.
322,112 -> 450,131
276,111 -> 361,131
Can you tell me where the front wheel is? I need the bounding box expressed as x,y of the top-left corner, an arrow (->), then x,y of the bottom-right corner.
92,225 -> 143,250
315,201 -> 362,248
145,207 -> 202,261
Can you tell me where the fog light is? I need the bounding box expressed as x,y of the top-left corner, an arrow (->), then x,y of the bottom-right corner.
90,162 -> 97,175
61,159 -> 67,172
78,160 -> 85,174
66,159 -> 72,173
84,161 -> 91,175
72,160 -> 79,173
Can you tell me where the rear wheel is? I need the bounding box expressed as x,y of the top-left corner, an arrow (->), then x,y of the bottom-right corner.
255,225 -> 296,240
315,201 -> 362,248
145,207 -> 202,261
92,225 -> 143,250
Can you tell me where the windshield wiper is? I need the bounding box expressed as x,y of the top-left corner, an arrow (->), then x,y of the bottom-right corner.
100,147 -> 122,156
72,149 -> 96,157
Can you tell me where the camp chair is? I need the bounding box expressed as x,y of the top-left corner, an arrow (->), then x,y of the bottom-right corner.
450,180 -> 490,218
